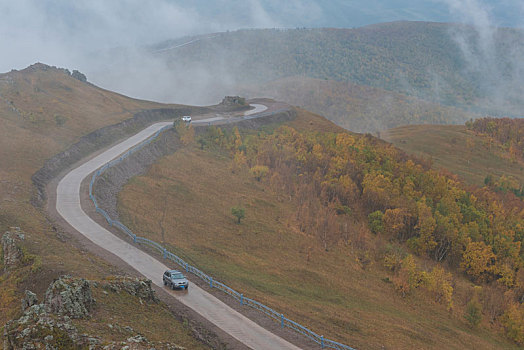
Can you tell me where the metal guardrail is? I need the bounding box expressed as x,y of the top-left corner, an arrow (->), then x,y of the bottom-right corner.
88,119 -> 357,350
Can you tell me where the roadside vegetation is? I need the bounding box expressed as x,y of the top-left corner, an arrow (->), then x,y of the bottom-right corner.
119,110 -> 522,349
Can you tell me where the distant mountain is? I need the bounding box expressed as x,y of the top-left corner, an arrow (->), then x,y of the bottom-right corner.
241,76 -> 475,132
149,22 -> 524,117
171,0 -> 522,29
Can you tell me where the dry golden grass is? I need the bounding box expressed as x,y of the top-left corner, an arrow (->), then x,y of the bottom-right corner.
383,124 -> 524,187
74,286 -> 209,348
0,64 -> 201,344
119,113 -> 517,349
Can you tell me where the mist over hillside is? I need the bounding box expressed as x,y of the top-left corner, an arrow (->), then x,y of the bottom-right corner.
241,76 -> 475,132
2,1 -> 523,114
88,21 -> 523,123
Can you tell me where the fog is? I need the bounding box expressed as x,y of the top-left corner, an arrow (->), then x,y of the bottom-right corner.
0,0 -> 291,104
0,0 -> 523,107
445,0 -> 524,114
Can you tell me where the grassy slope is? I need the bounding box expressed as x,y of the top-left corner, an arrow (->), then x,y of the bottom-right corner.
383,124 -> 524,187
118,110 -> 516,350
74,283 -> 208,349
0,64 -> 209,347
242,76 -> 475,132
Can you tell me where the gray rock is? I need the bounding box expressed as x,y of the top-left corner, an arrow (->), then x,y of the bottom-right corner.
221,96 -> 246,106
102,276 -> 158,303
127,335 -> 147,343
2,227 -> 25,271
21,290 -> 38,311
44,335 -> 53,342
4,277 -> 186,350
3,302 -> 81,350
44,276 -> 95,319
71,70 -> 87,82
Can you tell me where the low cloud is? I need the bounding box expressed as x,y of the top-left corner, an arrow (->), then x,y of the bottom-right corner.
443,0 -> 524,114
1,0 -> 522,108
0,1 -> 324,104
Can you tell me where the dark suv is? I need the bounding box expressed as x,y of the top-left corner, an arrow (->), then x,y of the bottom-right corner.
163,270 -> 189,290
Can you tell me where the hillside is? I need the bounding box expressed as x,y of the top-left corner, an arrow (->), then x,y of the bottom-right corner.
0,64 -> 219,347
383,124 -> 524,188
150,21 -> 524,117
0,63 -> 170,258
117,109 -> 523,349
242,76 -> 475,132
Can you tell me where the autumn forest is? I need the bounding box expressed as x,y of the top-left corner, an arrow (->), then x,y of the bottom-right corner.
192,121 -> 524,343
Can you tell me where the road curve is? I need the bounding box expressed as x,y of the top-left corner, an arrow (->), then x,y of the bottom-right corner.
243,104 -> 268,116
56,107 -> 301,350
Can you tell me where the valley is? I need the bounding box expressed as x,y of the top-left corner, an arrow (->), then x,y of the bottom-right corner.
113,109 -> 521,349
1,5 -> 524,348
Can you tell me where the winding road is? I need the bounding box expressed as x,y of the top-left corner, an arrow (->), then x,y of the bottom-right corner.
55,105 -> 301,350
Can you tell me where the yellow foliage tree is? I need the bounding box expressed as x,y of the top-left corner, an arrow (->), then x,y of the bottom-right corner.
231,151 -> 248,174
461,241 -> 496,283
233,126 -> 242,150
383,208 -> 413,241
177,123 -> 195,145
411,199 -> 437,256
426,265 -> 454,310
250,165 -> 269,182
501,303 -> 524,344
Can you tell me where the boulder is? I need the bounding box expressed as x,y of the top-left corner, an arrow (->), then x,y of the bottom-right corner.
44,276 -> 95,318
3,277 -> 184,349
221,96 -> 246,106
1,227 -> 25,271
72,70 -> 87,82
102,276 -> 158,303
3,303 -> 87,350
21,290 -> 38,311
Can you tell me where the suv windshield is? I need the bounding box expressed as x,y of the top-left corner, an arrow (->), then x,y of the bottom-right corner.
172,273 -> 185,279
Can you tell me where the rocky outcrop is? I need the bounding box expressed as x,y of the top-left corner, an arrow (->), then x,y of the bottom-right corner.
3,276 -> 181,349
1,227 -> 25,271
44,276 -> 95,318
4,276 -> 96,350
3,304 -> 95,350
71,69 -> 87,82
21,290 -> 38,311
221,96 -> 246,106
212,96 -> 250,112
102,276 -> 159,303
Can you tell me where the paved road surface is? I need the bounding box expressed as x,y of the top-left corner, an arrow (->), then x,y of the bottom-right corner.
243,104 -> 267,116
56,106 -> 301,350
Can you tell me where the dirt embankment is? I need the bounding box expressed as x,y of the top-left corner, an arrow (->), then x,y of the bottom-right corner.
93,107 -> 296,220
32,106 -> 210,207
93,127 -> 184,219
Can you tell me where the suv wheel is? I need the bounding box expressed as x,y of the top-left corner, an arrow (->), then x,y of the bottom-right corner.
171,283 -> 176,290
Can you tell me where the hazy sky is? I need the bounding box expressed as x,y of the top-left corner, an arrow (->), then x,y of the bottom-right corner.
0,0 -> 522,72
0,0 -> 522,105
